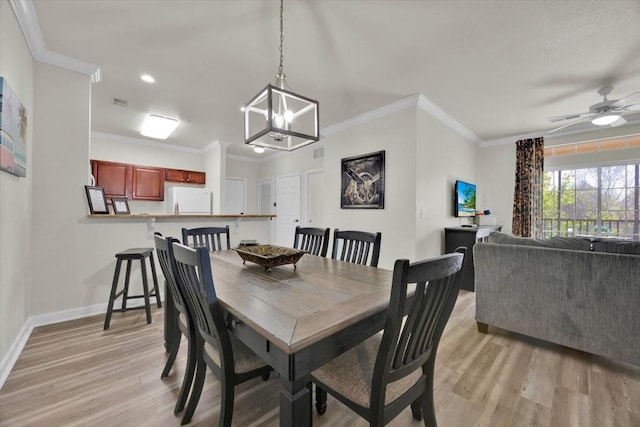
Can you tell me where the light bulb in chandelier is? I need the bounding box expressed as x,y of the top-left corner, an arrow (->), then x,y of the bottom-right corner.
274,114 -> 285,128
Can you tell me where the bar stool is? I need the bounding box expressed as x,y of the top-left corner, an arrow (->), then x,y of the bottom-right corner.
104,247 -> 162,329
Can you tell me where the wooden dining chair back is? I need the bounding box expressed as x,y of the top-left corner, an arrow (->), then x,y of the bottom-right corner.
311,247 -> 466,426
154,234 -> 198,416
181,226 -> 230,251
293,226 -> 330,257
331,229 -> 382,267
171,242 -> 272,426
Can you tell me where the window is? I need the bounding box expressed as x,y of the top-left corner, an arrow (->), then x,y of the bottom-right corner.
543,163 -> 639,240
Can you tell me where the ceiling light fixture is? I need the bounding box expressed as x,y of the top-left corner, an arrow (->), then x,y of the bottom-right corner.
243,0 -> 319,152
140,74 -> 155,83
591,114 -> 620,126
140,114 -> 179,139
253,146 -> 265,154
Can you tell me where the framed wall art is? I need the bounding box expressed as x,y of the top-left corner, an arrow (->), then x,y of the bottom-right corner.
0,77 -> 28,177
111,197 -> 130,215
341,150 -> 385,209
85,185 -> 109,214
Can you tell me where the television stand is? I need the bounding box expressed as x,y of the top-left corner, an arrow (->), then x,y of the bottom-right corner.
444,225 -> 502,292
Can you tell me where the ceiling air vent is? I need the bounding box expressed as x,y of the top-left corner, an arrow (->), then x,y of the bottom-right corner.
313,147 -> 324,159
112,98 -> 128,107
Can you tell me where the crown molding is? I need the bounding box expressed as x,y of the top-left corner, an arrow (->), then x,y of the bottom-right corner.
321,93 -> 482,144
9,0 -> 101,82
416,94 -> 482,144
321,94 -> 421,137
91,132 -> 202,154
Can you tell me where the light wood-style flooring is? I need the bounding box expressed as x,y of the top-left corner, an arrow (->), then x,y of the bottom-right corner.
1,291 -> 639,426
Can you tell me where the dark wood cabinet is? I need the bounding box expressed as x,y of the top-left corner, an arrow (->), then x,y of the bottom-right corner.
132,165 -> 164,201
91,160 -> 131,199
165,168 -> 206,184
91,160 -> 165,201
444,225 -> 502,292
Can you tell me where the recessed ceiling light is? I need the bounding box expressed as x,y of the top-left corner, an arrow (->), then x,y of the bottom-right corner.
140,115 -> 179,139
591,115 -> 620,126
140,74 -> 155,83
253,146 -> 265,154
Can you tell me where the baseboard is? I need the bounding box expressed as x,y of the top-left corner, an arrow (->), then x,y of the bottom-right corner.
0,318 -> 33,390
0,302 -> 107,389
0,290 -> 166,390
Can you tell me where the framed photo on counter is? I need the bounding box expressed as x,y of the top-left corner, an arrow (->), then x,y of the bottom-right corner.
84,185 -> 109,214
112,197 -> 130,215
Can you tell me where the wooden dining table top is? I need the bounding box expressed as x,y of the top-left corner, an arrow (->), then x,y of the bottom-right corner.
209,250 -> 394,354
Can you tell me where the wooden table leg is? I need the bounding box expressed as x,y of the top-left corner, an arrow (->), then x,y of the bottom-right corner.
279,377 -> 312,427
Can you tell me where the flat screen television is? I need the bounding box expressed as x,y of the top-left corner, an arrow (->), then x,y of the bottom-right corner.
455,180 -> 476,217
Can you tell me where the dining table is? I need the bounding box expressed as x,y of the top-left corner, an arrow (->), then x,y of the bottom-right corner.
165,249 -> 396,427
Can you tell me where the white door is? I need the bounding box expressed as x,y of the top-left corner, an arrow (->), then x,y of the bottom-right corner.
259,177 -> 275,243
275,174 -> 300,247
306,170 -> 324,226
225,177 -> 246,214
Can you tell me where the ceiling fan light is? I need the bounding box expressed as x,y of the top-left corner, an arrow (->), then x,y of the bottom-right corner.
592,115 -> 620,126
140,114 -> 179,139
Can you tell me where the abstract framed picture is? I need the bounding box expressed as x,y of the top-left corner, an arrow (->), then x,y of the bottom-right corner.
85,185 -> 109,214
341,150 -> 385,209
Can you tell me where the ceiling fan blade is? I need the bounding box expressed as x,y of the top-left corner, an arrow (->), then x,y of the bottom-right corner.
547,115 -> 594,133
610,92 -> 640,110
546,112 -> 592,123
610,116 -> 627,127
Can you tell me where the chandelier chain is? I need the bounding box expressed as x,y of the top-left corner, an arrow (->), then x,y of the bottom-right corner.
278,0 -> 284,75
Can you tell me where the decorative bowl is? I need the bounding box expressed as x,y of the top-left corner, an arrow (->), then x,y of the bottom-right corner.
233,245 -> 306,272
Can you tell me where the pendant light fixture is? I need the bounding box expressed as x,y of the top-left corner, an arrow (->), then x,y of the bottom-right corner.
244,0 -> 319,151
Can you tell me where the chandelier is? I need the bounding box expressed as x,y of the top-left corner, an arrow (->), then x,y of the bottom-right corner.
243,0 -> 319,151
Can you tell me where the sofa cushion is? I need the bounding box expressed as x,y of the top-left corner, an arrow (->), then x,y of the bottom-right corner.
592,239 -> 640,255
487,233 -> 592,251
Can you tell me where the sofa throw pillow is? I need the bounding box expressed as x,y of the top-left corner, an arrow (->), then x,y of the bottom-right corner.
487,232 -> 592,251
592,240 -> 640,255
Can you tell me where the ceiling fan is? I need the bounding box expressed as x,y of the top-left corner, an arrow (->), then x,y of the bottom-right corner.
547,87 -> 640,133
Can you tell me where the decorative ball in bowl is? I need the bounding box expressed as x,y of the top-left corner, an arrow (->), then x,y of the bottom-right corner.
233,245 -> 306,272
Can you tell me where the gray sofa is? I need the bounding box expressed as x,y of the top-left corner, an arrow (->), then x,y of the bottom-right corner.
474,233 -> 640,367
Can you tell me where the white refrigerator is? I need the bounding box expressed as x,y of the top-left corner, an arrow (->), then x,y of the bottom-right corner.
166,186 -> 212,214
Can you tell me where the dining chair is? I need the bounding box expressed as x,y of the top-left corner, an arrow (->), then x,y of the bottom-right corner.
154,234 -> 197,416
181,226 -> 230,251
312,247 -> 466,426
331,229 -> 382,267
171,241 -> 273,426
293,226 -> 330,257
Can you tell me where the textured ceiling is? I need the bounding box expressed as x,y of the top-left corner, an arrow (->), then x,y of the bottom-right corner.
32,0 -> 640,158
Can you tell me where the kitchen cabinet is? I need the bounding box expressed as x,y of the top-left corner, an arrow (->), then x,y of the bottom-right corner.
91,160 -> 165,201
165,168 -> 206,184
132,165 -> 164,201
91,160 -> 131,199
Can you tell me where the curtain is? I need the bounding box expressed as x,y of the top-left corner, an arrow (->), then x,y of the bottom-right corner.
512,137 -> 544,237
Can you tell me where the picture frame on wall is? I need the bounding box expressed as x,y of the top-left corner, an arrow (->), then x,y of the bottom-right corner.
111,197 -> 130,215
340,150 -> 385,209
84,185 -> 109,214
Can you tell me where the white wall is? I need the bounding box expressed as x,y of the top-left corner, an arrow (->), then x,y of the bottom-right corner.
259,109 -> 418,270
478,143 -> 516,234
0,0 -> 34,375
29,62 -> 93,316
416,108 -> 479,258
